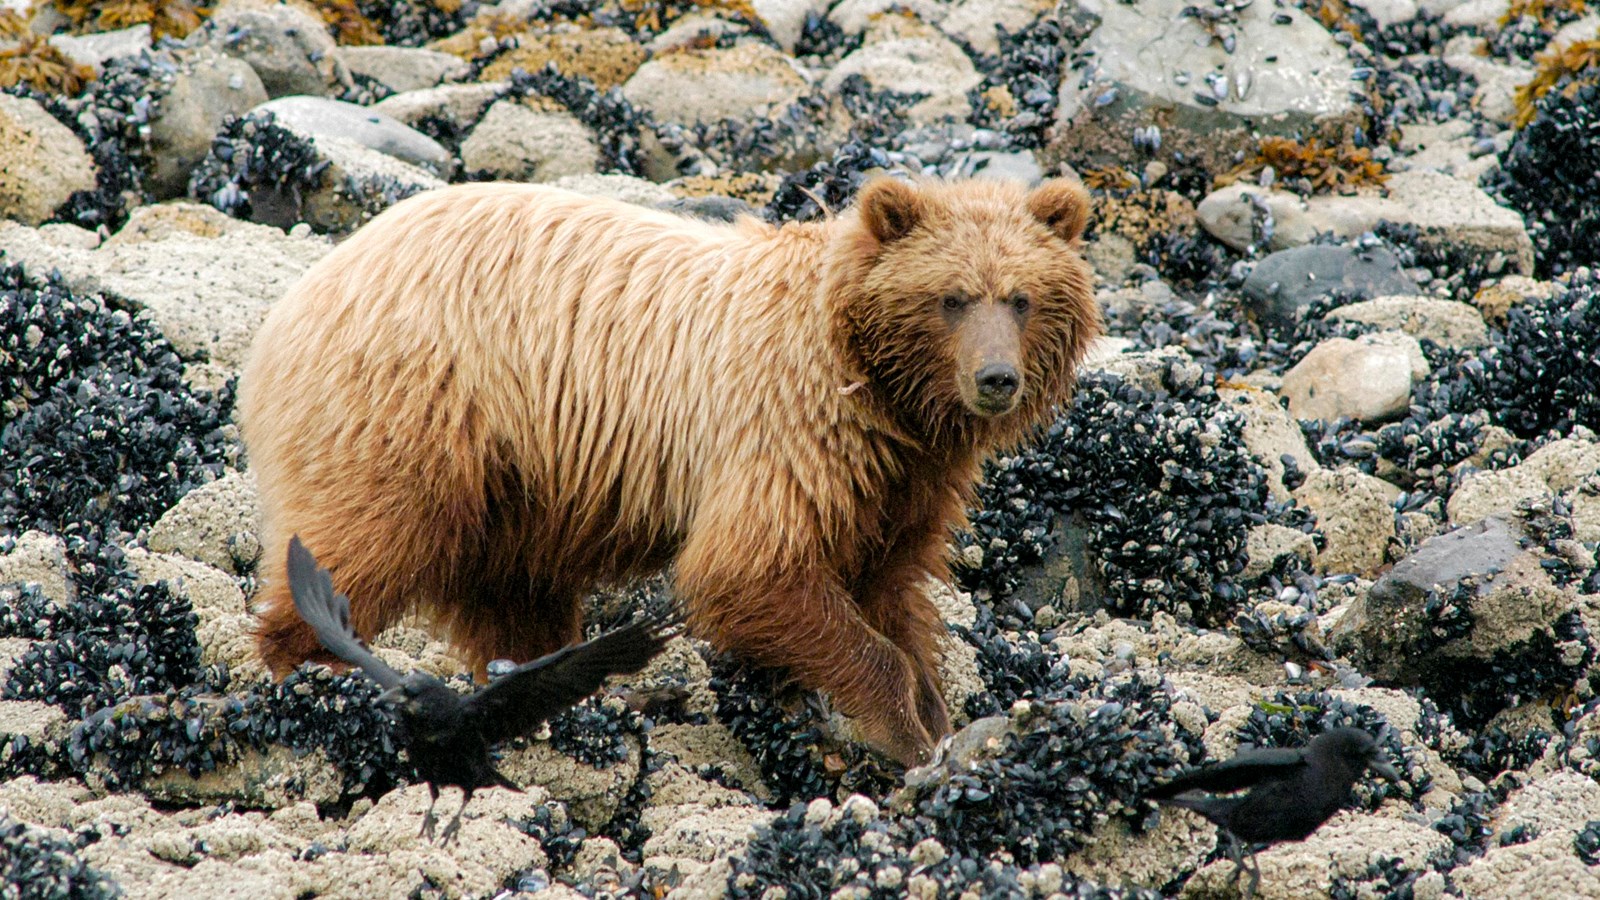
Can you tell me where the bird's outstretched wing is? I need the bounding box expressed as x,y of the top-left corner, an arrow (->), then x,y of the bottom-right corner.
285,535 -> 404,692
463,614 -> 678,746
1145,747 -> 1308,799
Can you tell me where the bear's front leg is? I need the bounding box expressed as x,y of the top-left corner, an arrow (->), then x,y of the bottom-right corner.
680,569 -> 936,767
854,539 -> 955,743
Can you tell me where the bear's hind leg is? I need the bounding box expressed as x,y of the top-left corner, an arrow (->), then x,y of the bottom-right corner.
440,578 -> 584,678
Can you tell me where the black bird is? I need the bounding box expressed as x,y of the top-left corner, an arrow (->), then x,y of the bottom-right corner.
286,535 -> 676,842
1145,727 -> 1400,898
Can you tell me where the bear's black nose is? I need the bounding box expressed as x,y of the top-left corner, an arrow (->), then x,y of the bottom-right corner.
975,364 -> 1020,399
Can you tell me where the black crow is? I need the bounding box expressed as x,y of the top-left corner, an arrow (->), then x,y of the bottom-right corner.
286,535 -> 676,842
1146,727 -> 1400,898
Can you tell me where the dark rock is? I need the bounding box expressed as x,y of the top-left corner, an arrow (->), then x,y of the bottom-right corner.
661,195 -> 757,222
1329,514 -> 1594,725
254,96 -> 455,179
1243,245 -> 1421,336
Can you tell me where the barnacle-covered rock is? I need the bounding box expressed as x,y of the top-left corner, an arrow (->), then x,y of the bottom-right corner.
146,469 -> 260,576
1291,466 -> 1402,577
1324,296 -> 1491,351
0,532 -> 70,604
474,26 -> 647,90
1448,438 -> 1600,527
1330,513 -> 1595,726
0,811 -> 121,900
0,93 -> 98,227
621,42 -> 807,127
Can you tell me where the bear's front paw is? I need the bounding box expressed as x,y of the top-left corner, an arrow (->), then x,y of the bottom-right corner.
856,686 -> 936,768
913,667 -> 952,742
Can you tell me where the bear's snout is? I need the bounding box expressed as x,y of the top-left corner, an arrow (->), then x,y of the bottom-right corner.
951,303 -> 1026,417
975,363 -> 1020,405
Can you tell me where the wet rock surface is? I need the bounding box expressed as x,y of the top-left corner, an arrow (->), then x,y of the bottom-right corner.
5,0 -> 1600,897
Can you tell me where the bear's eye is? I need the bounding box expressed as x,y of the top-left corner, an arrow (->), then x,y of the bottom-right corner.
941,293 -> 968,312
1010,294 -> 1031,314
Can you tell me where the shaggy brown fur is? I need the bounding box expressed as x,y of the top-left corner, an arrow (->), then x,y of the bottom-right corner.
241,177 -> 1100,766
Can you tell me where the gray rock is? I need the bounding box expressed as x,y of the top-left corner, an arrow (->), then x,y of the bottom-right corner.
1301,171 -> 1534,275
1328,515 -> 1579,684
1434,0 -> 1501,27
1442,33 -> 1530,127
48,25 -> 152,72
0,94 -> 97,227
1195,184 -> 1317,252
372,82 -> 505,134
1280,332 -> 1429,425
1049,0 -> 1360,176
645,11 -> 750,53
202,0 -> 352,98
1292,466 -> 1401,577
147,49 -> 269,199
1242,244 -> 1421,335
827,0 -> 948,35
335,45 -> 469,93
209,120 -> 445,234
256,96 -> 455,179
824,18 -> 981,124
1324,296 -> 1490,350
459,99 -> 599,182
1396,119 -> 1498,182
661,195 -> 757,222
622,43 -> 808,126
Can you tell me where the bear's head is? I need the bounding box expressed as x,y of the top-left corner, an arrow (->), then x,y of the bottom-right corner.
832,176 -> 1102,448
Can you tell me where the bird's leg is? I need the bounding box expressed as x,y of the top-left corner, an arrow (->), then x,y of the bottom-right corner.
1243,847 -> 1261,900
1222,832 -> 1252,897
440,788 -> 473,844
419,783 -> 440,842
1225,834 -> 1261,900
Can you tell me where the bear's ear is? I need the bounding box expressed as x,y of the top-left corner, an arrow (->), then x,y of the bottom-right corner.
858,178 -> 925,244
1027,178 -> 1091,243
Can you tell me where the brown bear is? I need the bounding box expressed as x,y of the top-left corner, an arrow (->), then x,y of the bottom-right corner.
241,176 -> 1100,766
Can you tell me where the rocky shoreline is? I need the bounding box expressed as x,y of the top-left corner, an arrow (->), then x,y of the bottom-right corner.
5,0 -> 1600,897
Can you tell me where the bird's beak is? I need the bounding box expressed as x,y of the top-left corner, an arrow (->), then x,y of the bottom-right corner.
378,686 -> 404,705
1369,757 -> 1400,781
